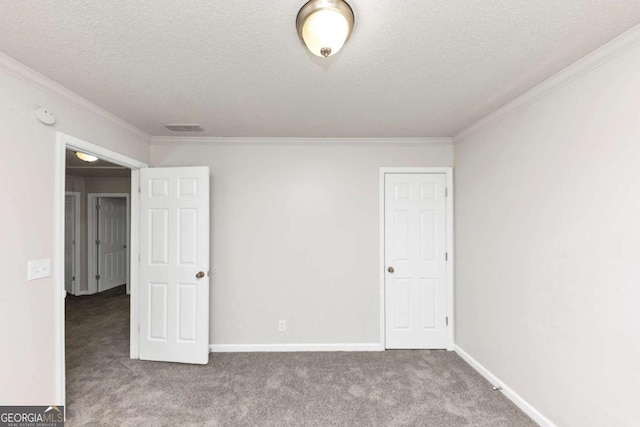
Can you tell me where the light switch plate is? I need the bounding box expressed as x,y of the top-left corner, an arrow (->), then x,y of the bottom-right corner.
28,258 -> 51,281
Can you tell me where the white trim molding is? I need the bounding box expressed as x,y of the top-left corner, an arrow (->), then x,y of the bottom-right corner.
455,22 -> 640,141
0,53 -> 149,141
454,345 -> 557,427
74,291 -> 94,297
55,132 -> 148,409
150,136 -> 453,146
129,170 -> 140,357
63,134 -> 148,169
379,167 -> 455,351
53,134 -> 66,407
210,343 -> 383,353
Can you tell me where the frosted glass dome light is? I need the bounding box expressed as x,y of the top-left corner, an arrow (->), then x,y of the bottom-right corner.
297,0 -> 354,58
76,152 -> 99,162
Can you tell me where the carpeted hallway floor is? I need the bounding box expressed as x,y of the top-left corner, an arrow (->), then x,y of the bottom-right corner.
65,287 -> 535,426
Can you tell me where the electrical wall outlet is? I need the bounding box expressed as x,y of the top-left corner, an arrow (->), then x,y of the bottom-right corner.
28,258 -> 51,281
278,320 -> 286,332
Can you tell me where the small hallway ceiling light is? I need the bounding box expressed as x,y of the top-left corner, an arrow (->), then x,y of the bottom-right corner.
296,0 -> 354,58
75,152 -> 98,162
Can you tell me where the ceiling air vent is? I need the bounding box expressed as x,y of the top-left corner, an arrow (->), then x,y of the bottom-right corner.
163,123 -> 205,132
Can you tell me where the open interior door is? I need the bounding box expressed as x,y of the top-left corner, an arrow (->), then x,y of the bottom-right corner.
139,167 -> 210,364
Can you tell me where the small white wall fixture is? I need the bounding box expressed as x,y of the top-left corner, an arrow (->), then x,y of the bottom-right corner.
54,132 -> 147,408
379,167 -> 454,350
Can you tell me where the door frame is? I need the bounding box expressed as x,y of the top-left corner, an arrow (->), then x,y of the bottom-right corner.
379,167 -> 454,351
64,191 -> 81,296
87,193 -> 131,294
54,132 -> 148,406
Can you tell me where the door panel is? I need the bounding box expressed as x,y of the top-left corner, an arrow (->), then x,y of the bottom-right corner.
177,283 -> 197,342
178,209 -> 198,265
149,282 -> 169,340
139,167 -> 210,365
149,209 -> 169,264
420,279 -> 436,328
385,173 -> 447,349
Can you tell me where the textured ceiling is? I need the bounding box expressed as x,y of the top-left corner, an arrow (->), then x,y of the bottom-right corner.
1,1 -> 639,138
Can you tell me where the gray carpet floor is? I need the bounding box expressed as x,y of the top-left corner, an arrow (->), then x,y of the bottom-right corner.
65,287 -> 535,426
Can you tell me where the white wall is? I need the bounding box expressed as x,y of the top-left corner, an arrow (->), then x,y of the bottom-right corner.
65,175 -> 131,293
150,141 -> 453,346
0,55 -> 148,405
454,31 -> 640,426
85,176 -> 131,194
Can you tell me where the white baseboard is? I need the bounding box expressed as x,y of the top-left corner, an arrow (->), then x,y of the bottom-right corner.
454,345 -> 556,427
74,291 -> 94,296
210,343 -> 383,353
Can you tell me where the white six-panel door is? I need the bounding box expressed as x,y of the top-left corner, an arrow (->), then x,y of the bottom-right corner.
97,197 -> 127,292
139,167 -> 210,364
385,173 -> 448,349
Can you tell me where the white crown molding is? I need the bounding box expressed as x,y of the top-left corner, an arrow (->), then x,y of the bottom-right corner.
454,345 -> 557,427
150,136 -> 452,146
0,52 -> 150,141
209,343 -> 383,353
454,22 -> 640,142
60,132 -> 148,169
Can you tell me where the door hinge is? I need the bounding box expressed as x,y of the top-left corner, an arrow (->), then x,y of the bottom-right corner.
96,239 -> 101,245
96,274 -> 100,280
72,276 -> 75,281
445,252 -> 448,261
445,187 -> 448,198
446,316 -> 449,326
96,203 -> 100,211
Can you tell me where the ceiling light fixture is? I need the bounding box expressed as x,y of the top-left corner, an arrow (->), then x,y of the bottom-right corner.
75,152 -> 98,162
296,0 -> 354,58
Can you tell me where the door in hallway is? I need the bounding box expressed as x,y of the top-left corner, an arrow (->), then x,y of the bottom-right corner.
384,173 -> 448,349
97,197 -> 128,292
